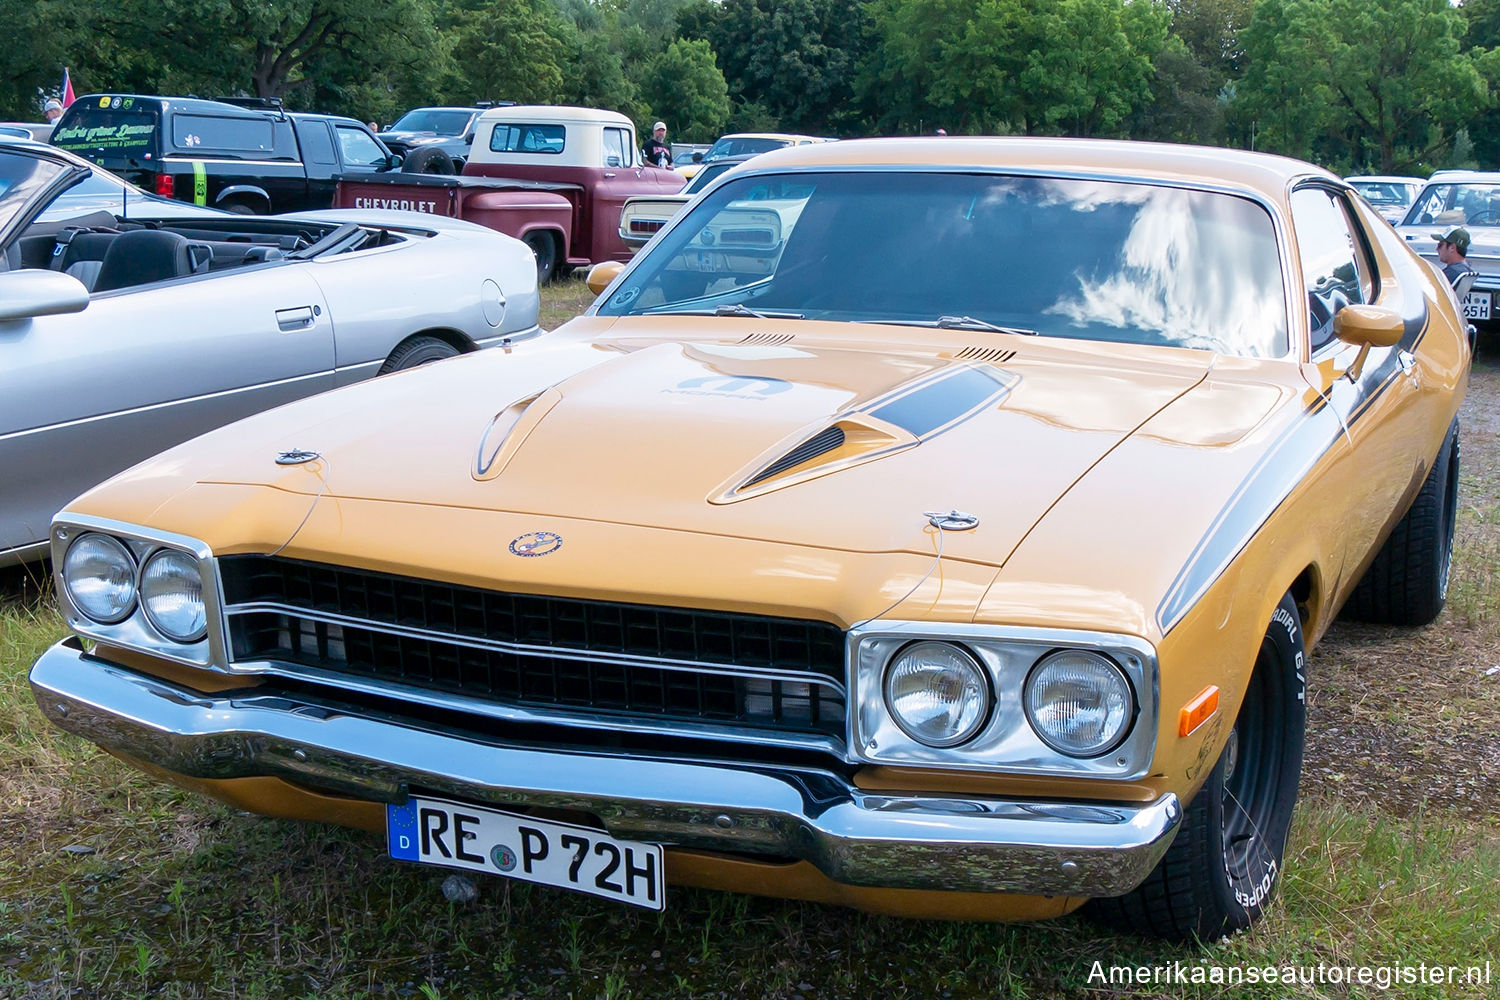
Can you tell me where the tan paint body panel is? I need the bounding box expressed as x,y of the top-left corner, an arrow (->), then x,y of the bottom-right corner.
53,137 -> 1471,915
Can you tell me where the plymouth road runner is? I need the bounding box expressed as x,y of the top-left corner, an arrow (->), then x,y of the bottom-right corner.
32,138 -> 1467,939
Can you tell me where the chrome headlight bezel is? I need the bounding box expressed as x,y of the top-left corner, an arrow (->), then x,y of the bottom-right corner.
52,516 -> 224,668
849,621 -> 1157,779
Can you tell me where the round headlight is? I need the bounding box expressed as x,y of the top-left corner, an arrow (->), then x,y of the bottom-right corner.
139,549 -> 207,642
883,641 -> 991,748
1024,650 -> 1134,757
63,533 -> 137,624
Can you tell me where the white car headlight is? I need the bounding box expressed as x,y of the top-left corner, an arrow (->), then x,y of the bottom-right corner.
139,548 -> 207,642
1024,650 -> 1134,757
63,533 -> 137,624
883,641 -> 991,747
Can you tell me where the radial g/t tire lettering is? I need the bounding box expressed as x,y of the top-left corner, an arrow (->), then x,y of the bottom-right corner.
1087,591 -> 1306,940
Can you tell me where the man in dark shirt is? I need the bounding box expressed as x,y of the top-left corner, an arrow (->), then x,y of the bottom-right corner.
643,121 -> 672,168
1433,225 -> 1477,286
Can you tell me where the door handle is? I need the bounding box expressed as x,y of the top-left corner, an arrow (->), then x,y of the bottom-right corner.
276,306 -> 315,331
603,172 -> 617,178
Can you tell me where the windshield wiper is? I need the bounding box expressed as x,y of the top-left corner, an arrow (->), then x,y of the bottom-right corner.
644,303 -> 805,319
935,315 -> 1038,335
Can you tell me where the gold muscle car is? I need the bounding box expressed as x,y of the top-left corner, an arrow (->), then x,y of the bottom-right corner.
32,138 -> 1468,939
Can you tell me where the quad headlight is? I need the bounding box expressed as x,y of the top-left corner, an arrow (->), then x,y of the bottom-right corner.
62,533 -> 137,624
1023,649 -> 1135,757
883,641 -> 992,747
139,548 -> 207,642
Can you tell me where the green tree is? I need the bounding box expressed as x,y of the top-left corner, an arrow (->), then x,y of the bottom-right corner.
858,0 -> 1166,137
1237,0 -> 1487,171
642,37 -> 729,141
444,0 -> 573,105
694,0 -> 867,135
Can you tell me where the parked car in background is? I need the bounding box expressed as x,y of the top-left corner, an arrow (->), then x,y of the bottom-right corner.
1395,170 -> 1500,322
50,94 -> 399,215
670,142 -> 710,166
618,153 -> 759,248
1345,175 -> 1424,224
379,103 -> 514,174
675,132 -> 831,180
1,122 -> 53,141
32,138 -> 1467,939
338,105 -> 684,282
0,139 -> 540,567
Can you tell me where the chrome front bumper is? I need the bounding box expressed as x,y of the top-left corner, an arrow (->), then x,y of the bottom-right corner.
31,638 -> 1181,897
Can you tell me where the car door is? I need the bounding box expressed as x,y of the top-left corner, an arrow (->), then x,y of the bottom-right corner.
0,264 -> 333,556
591,127 -> 682,263
1291,184 -> 1436,590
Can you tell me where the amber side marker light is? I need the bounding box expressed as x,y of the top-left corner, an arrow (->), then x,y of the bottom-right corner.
1178,685 -> 1220,737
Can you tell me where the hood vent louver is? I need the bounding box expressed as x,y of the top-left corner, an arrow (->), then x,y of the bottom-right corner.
736,332 -> 797,347
953,346 -> 1017,364
743,425 -> 847,488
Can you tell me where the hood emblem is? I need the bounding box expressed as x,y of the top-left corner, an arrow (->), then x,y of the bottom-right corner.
509,531 -> 563,557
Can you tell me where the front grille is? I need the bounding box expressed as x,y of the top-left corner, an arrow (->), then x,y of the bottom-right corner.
219,556 -> 847,743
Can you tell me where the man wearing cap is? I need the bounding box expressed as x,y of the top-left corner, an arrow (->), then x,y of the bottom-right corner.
43,99 -> 63,123
643,121 -> 672,168
1433,225 -> 1477,287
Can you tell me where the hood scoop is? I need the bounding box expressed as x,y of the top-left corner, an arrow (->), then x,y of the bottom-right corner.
714,362 -> 1017,503
473,388 -> 561,481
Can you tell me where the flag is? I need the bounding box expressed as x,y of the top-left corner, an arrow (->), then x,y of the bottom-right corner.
61,68 -> 75,108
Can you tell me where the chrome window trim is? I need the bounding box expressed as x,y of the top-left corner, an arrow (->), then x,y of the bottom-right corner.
220,600 -> 848,696
846,620 -> 1159,780
51,514 -> 227,669
590,162 -> 1303,363
229,656 -> 847,759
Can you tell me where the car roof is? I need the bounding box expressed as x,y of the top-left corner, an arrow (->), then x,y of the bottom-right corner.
67,94 -> 280,117
476,105 -> 632,127
1345,175 -> 1424,184
742,136 -> 1338,203
1417,170 -> 1500,184
717,132 -> 828,143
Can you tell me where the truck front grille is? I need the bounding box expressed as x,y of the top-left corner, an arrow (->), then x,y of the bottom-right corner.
218,556 -> 848,747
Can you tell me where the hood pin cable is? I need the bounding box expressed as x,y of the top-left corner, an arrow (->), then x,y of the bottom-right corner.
269,450 -> 330,557
854,510 -> 980,628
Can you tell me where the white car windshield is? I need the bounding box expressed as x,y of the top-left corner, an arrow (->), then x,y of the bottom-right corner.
387,109 -> 473,135
599,171 -> 1289,358
1403,182 -> 1500,227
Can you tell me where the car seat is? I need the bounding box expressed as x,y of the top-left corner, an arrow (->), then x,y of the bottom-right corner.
92,230 -> 208,293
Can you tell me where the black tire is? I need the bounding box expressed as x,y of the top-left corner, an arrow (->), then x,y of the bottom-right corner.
524,231 -> 560,284
377,335 -> 460,374
1089,592 -> 1306,940
1345,419 -> 1459,626
223,200 -> 260,216
401,146 -> 455,175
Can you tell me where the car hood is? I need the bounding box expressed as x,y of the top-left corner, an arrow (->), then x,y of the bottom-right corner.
99,318 -> 1214,570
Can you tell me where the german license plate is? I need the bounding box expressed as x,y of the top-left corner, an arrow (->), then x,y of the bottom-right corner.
387,798 -> 664,910
1464,291 -> 1490,321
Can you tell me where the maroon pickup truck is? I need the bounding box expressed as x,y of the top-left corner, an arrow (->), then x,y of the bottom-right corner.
337,106 -> 683,281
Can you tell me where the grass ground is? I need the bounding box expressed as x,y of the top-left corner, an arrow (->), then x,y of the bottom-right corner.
1,291 -> 1497,999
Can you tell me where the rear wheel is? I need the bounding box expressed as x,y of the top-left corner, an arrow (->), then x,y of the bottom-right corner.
222,200 -> 261,216
524,231 -> 560,284
1345,419 -> 1459,626
1089,592 -> 1306,939
378,335 -> 460,374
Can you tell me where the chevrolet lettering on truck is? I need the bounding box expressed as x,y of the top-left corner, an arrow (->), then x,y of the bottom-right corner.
337,105 -> 683,283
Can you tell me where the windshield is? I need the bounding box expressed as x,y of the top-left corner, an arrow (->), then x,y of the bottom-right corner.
1349,180 -> 1416,208
0,150 -> 74,238
388,109 -> 473,135
705,137 -> 790,161
685,161 -> 736,194
1403,182 -> 1500,227
599,171 -> 1289,358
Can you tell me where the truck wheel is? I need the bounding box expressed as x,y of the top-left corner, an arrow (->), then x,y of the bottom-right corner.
222,200 -> 262,216
1344,419 -> 1459,626
1087,592 -> 1306,940
378,335 -> 460,374
401,147 -> 455,175
524,232 -> 560,284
